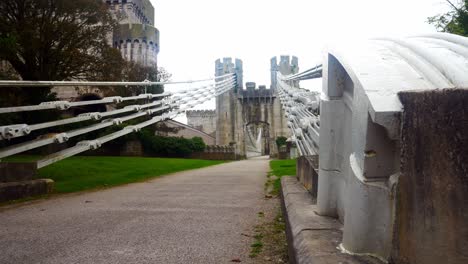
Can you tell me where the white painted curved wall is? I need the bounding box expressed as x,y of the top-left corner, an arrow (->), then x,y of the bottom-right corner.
317,33 -> 468,260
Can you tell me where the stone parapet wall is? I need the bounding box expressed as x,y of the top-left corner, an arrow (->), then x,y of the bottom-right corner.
190,145 -> 237,160
104,0 -> 155,25
186,110 -> 216,118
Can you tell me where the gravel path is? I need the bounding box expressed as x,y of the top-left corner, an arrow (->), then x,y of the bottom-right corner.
0,157 -> 270,264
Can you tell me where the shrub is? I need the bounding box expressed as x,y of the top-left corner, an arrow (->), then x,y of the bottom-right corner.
137,128 -> 206,157
276,136 -> 287,147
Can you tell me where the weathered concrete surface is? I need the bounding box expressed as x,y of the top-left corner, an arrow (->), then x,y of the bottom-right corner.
0,179 -> 54,203
281,177 -> 383,264
0,158 -> 270,264
296,155 -> 319,197
392,89 -> 468,264
0,162 -> 37,183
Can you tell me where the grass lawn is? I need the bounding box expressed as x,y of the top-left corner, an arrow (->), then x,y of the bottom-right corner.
269,159 -> 297,195
5,156 -> 225,194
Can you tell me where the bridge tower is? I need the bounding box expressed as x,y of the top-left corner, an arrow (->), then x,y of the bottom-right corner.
215,58 -> 243,147
270,55 -> 299,90
215,57 -> 290,158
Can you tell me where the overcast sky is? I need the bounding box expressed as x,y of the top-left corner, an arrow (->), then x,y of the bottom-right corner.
150,0 -> 451,120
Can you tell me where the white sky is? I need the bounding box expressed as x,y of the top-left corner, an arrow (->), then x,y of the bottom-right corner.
151,0 -> 451,121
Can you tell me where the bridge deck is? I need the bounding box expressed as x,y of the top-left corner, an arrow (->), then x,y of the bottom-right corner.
0,158 -> 270,264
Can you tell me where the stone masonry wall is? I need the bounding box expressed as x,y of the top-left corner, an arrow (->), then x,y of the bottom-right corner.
186,110 -> 217,136
392,89 -> 468,264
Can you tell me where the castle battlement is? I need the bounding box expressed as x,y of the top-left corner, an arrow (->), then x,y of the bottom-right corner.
103,0 -> 159,67
271,55 -> 299,89
215,57 -> 243,89
104,0 -> 155,25
237,83 -> 275,99
186,110 -> 216,118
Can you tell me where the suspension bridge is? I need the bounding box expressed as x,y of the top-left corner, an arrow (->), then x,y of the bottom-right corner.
0,33 -> 468,264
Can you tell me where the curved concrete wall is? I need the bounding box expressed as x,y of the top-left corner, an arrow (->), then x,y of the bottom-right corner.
317,33 -> 468,261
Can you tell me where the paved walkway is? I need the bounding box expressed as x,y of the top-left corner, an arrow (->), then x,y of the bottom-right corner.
0,157 -> 270,264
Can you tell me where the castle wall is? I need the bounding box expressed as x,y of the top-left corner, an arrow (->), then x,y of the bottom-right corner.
186,110 -> 217,136
156,120 -> 215,145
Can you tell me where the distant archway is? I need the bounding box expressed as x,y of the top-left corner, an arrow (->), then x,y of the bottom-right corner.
245,121 -> 270,158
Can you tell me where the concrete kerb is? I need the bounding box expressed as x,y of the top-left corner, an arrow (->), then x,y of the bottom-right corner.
0,162 -> 54,203
280,176 -> 383,264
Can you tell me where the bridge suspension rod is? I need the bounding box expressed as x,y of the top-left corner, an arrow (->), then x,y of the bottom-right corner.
0,76 -> 237,167
36,79 -> 236,168
281,64 -> 323,82
0,76 -> 236,141
0,73 -> 235,87
276,73 -> 320,156
0,74 -> 235,115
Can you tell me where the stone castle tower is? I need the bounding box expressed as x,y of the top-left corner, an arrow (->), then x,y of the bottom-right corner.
215,57 -> 294,157
103,0 -> 160,67
270,55 -> 299,89
215,58 -> 243,146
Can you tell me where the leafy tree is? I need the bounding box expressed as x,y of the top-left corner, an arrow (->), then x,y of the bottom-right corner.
112,64 -> 172,97
0,0 -> 121,81
0,0 -> 123,114
428,0 -> 468,36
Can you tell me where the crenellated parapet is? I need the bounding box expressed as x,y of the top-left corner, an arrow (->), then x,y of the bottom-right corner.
112,24 -> 159,67
104,0 -> 155,25
215,58 -> 243,89
237,82 -> 275,100
186,110 -> 216,118
103,0 -> 159,67
205,145 -> 235,153
271,55 -> 299,89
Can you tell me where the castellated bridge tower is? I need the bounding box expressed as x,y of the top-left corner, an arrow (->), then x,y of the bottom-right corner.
215,58 -> 243,146
104,0 -> 160,67
270,55 -> 299,90
215,58 -> 290,158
